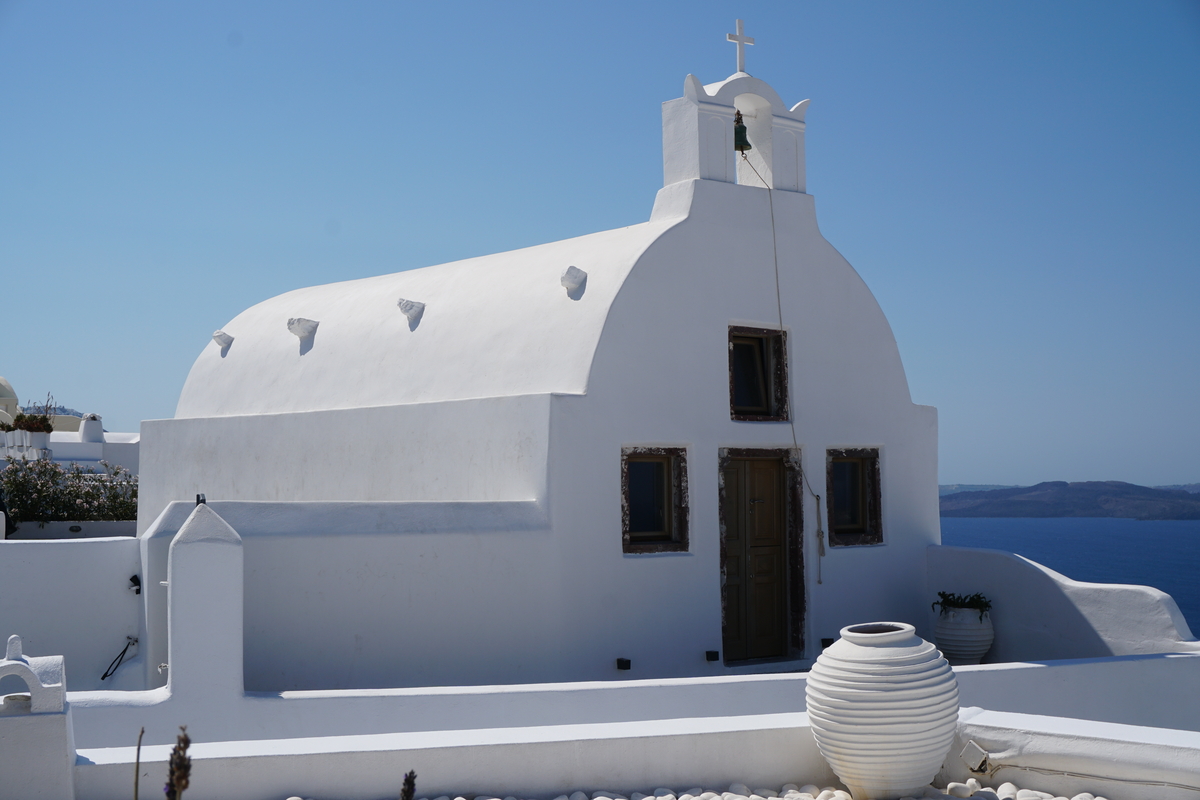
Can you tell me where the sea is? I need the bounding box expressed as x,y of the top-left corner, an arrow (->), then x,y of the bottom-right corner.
939,517 -> 1200,635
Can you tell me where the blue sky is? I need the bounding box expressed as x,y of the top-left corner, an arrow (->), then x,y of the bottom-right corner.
2,1 -> 1197,485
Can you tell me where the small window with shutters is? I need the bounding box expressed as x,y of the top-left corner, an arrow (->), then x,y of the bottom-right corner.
621,447 -> 688,554
729,326 -> 788,421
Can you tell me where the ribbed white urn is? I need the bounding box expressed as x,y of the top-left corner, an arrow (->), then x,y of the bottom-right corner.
806,622 -> 959,800
935,609 -> 994,665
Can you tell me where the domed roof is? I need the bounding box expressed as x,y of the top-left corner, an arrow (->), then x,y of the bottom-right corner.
0,376 -> 16,400
176,218 -> 679,419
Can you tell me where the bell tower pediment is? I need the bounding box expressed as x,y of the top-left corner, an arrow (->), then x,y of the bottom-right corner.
662,23 -> 809,193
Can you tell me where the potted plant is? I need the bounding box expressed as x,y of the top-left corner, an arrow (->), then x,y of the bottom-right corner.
11,394 -> 55,454
932,591 -> 994,665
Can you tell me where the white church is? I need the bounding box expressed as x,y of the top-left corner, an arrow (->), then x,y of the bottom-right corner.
3,24 -> 1198,800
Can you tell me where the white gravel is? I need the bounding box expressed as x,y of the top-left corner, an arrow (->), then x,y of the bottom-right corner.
287,778 -> 1109,800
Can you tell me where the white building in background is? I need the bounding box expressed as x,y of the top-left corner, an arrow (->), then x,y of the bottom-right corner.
0,376 -> 139,475
1,26 -> 1198,800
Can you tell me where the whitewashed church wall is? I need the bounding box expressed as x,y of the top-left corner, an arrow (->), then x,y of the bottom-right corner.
131,177 -> 943,690
545,178 -> 941,675
0,537 -> 140,692
137,394 -> 551,535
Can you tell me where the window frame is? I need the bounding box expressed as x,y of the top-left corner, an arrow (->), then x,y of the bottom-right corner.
825,448 -> 882,546
621,446 -> 689,554
728,326 -> 789,422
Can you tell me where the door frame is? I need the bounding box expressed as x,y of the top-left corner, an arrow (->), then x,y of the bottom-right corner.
717,447 -> 805,660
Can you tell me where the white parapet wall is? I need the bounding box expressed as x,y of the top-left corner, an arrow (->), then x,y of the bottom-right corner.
939,708 -> 1200,800
75,713 -> 836,800
928,545 -> 1199,661
0,537 -> 142,692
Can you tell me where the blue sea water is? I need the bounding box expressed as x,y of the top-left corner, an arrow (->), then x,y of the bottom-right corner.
939,517 -> 1200,634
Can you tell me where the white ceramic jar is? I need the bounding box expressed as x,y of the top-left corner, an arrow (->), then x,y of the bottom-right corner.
806,622 -> 959,800
935,608 -> 994,665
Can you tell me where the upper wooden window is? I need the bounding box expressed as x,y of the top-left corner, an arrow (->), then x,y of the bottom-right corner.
729,326 -> 788,421
621,447 -> 688,554
826,448 -> 882,546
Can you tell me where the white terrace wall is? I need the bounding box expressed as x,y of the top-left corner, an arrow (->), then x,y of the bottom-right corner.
928,545 -> 1199,661
0,537 -> 140,693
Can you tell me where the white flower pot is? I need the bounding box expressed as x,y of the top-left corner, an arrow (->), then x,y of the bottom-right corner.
935,608 -> 994,665
27,431 -> 49,451
806,622 -> 959,800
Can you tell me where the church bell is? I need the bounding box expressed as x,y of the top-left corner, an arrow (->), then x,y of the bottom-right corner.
733,110 -> 752,153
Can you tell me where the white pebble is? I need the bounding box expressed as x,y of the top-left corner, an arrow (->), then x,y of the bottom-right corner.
551,796 -> 569,800
815,793 -> 836,800
700,794 -> 720,800
730,787 -> 751,797
832,793 -> 851,800
654,791 -> 675,798
683,791 -> 703,798
781,789 -> 798,795
571,792 -> 589,800
946,784 -> 973,799
1070,796 -> 1095,800
754,792 -> 779,799
799,789 -> 820,798
995,785 -> 1018,800
632,794 -> 648,800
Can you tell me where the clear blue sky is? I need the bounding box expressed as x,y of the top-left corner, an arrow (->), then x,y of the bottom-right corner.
2,1 -> 1197,486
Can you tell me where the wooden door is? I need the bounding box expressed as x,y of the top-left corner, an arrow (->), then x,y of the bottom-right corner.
721,458 -> 787,661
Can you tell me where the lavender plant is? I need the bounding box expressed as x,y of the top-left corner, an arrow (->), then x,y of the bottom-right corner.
164,726 -> 191,800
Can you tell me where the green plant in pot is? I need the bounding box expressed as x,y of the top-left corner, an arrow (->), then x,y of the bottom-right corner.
932,591 -> 994,665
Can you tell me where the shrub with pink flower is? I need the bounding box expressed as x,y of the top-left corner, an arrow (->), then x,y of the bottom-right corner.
0,458 -> 137,524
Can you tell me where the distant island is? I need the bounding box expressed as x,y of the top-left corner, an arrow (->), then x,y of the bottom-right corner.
939,481 -> 1200,520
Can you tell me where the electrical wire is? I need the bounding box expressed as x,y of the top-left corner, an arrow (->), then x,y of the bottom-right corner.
740,151 -> 826,584
101,636 -> 137,681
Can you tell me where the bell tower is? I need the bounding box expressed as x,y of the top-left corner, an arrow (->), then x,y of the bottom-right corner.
661,21 -> 810,192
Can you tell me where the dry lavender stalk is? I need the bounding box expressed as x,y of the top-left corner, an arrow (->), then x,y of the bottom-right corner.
400,770 -> 417,800
164,726 -> 191,800
134,726 -> 144,800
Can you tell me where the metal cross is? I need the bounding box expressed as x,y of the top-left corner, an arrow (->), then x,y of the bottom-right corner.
727,19 -> 755,74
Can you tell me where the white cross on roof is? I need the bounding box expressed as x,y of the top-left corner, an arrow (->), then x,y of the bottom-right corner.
727,19 -> 755,74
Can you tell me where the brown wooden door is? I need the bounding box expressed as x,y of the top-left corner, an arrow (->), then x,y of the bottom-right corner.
722,458 -> 787,661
